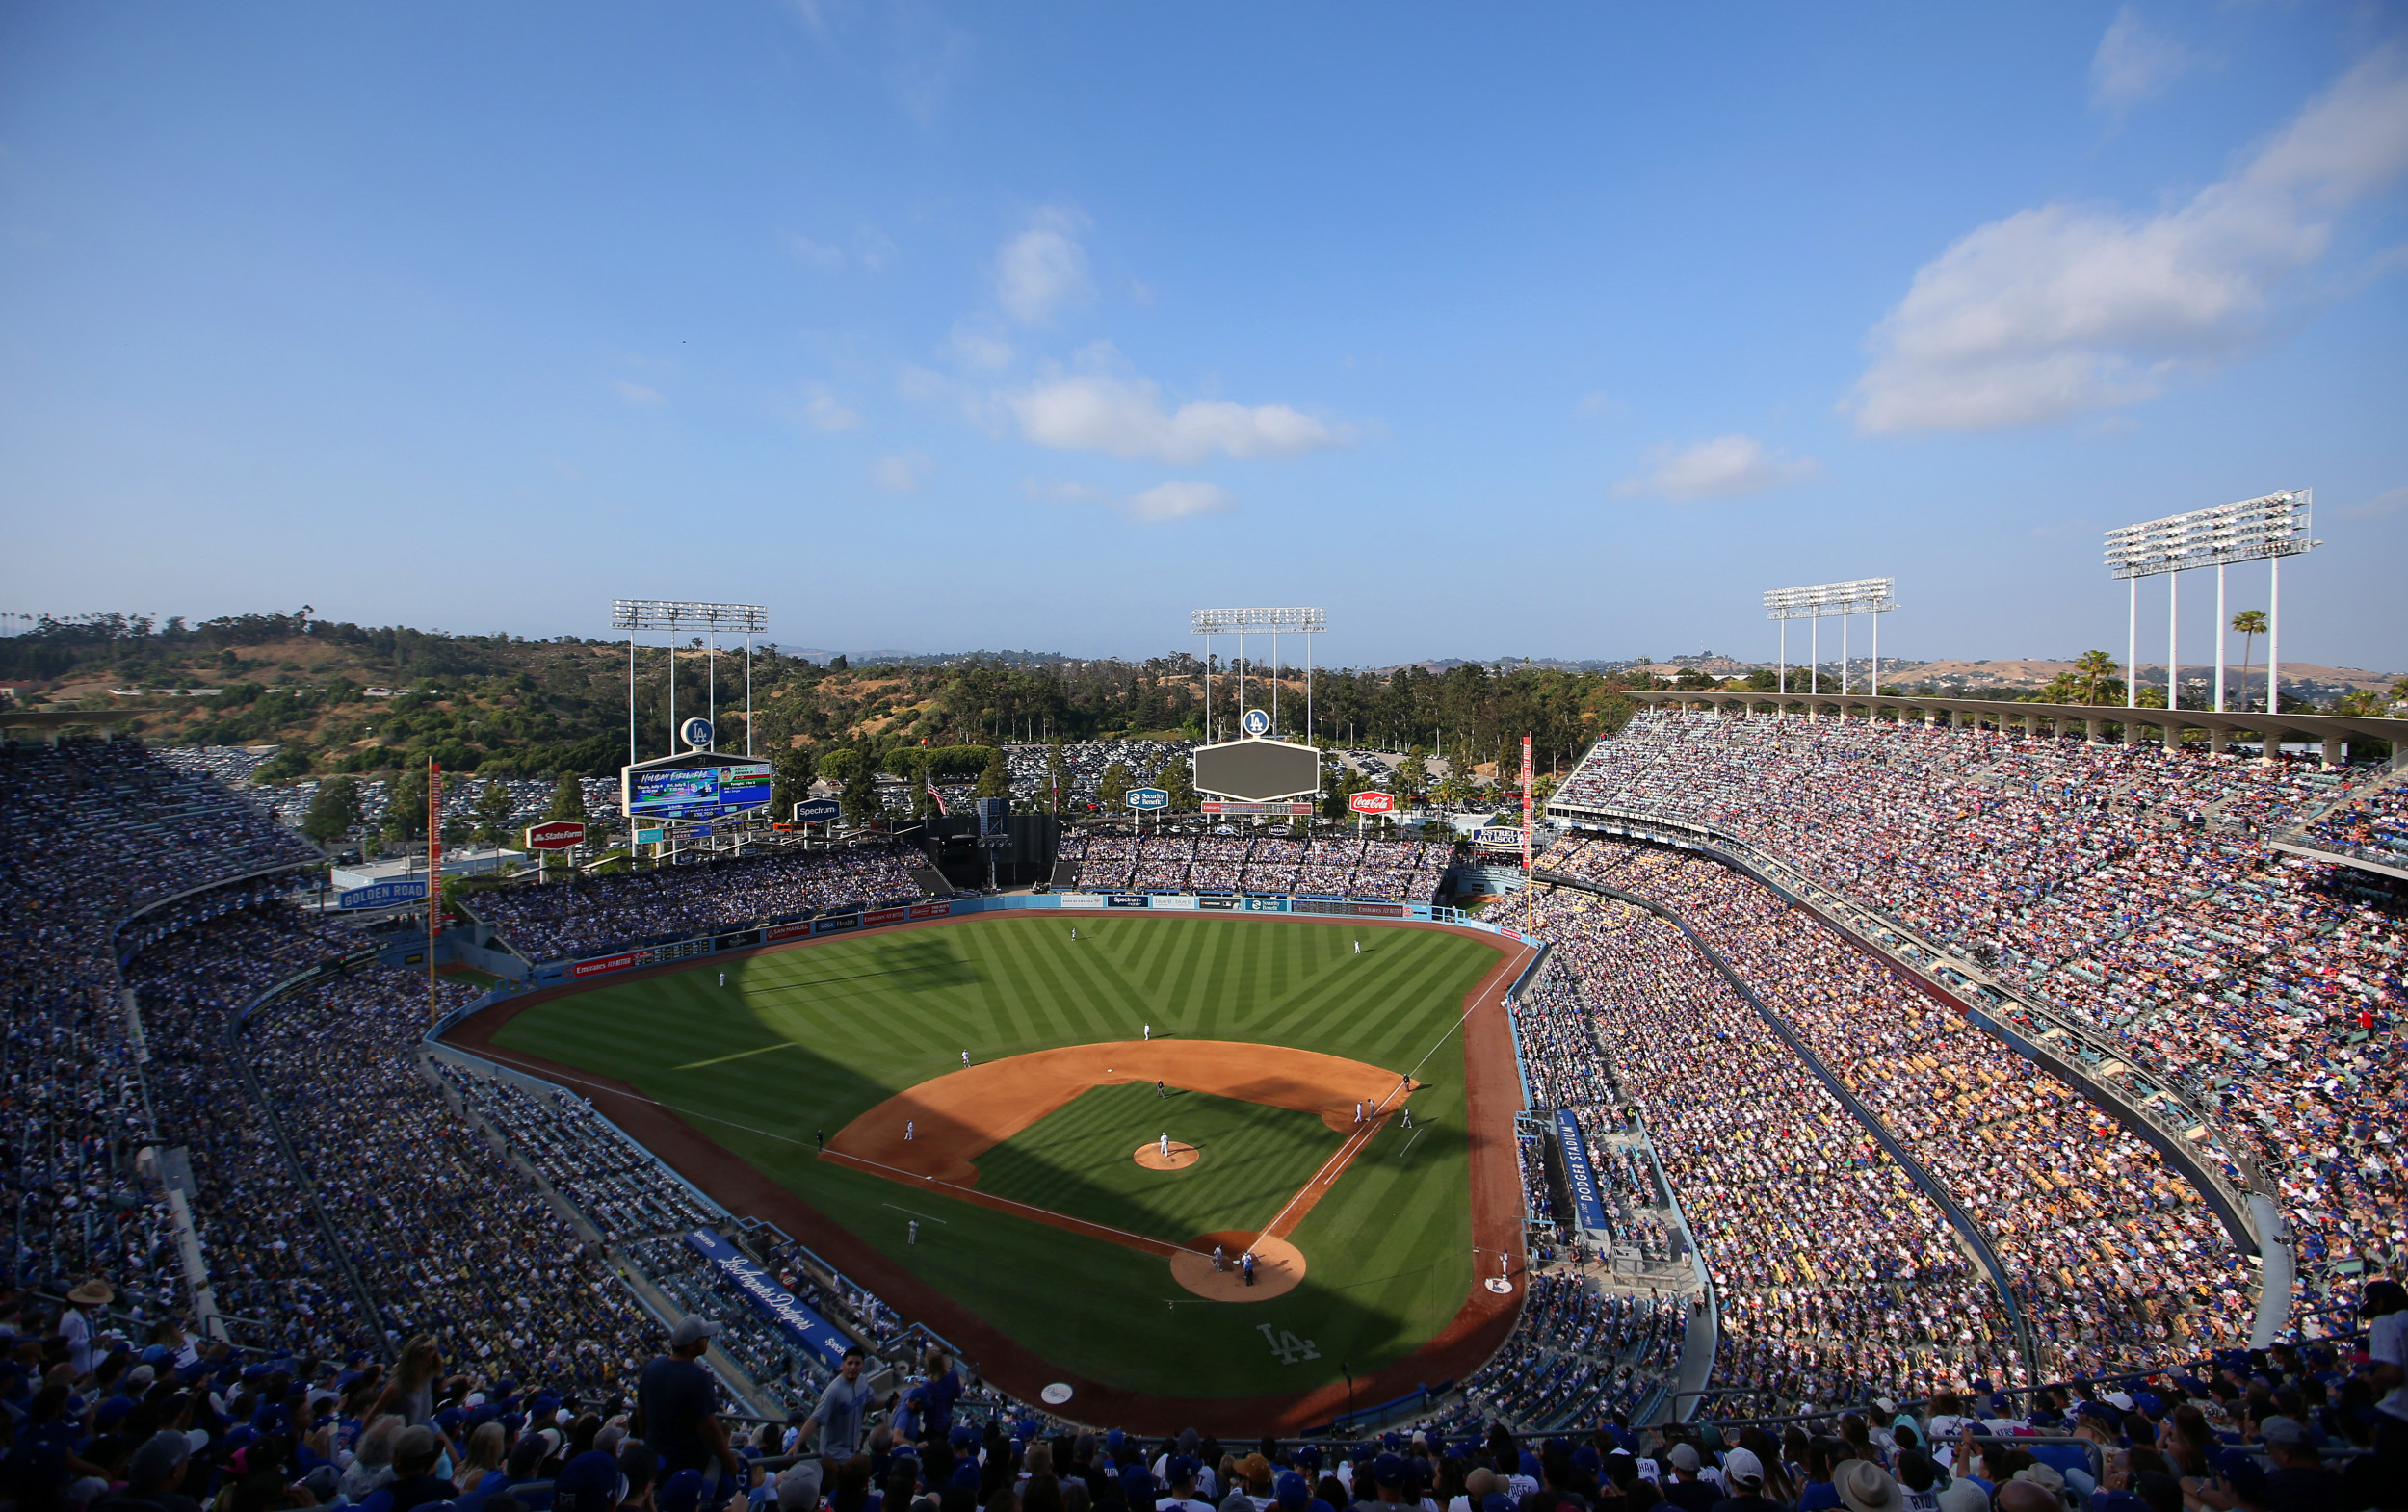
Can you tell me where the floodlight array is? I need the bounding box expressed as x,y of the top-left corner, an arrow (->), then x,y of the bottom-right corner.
1763,578 -> 1898,621
1191,607 -> 1327,633
610,599 -> 769,634
2104,490 -> 2315,581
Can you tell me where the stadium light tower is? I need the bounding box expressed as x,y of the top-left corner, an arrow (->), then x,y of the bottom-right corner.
611,600 -> 770,766
2105,491 -> 2315,716
1191,608 -> 1328,744
1764,579 -> 1898,704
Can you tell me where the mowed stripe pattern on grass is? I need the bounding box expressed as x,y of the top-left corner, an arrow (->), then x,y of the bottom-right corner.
489,915 -> 1501,1398
973,1082 -> 1341,1241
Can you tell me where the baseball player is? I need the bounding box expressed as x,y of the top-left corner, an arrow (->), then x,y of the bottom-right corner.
1212,1244 -> 1226,1273
1156,1079 -> 1166,1099
1353,940 -> 1361,954
1143,1023 -> 1151,1040
1241,1250 -> 1257,1287
908,1220 -> 920,1245
1070,927 -> 1077,940
961,1049 -> 970,1066
904,1120 -> 915,1141
1159,1133 -> 1172,1160
719,971 -> 727,987
1401,1108 -> 1414,1130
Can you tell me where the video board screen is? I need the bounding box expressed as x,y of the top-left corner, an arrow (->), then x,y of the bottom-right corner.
624,761 -> 774,821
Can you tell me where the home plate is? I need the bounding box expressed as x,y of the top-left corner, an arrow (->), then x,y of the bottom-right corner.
1040,1383 -> 1074,1405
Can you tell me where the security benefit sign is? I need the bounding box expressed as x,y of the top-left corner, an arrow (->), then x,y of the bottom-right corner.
1553,1108 -> 1612,1235
682,1228 -> 851,1369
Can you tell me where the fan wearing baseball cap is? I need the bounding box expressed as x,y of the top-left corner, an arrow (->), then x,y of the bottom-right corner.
2360,1278 -> 2408,1503
1708,1447 -> 1782,1512
638,1316 -> 743,1489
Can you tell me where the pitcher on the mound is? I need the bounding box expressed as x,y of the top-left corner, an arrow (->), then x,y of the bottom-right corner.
1159,1133 -> 1172,1161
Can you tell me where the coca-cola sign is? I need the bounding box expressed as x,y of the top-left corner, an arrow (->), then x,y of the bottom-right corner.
1348,791 -> 1396,814
523,821 -> 587,851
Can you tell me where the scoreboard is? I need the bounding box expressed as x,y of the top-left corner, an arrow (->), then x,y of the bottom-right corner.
623,759 -> 773,821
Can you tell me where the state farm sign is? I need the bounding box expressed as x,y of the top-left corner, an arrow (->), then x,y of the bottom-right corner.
523,821 -> 587,851
1348,791 -> 1396,815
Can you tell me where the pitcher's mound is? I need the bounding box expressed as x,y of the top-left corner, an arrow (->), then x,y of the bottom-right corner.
1134,1140 -> 1200,1170
1169,1232 -> 1305,1302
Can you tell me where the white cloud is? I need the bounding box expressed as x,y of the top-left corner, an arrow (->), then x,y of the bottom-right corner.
851,225 -> 898,272
1575,390 -> 1627,419
2090,8 -> 2210,117
944,320 -> 1014,371
785,234 -> 847,273
614,381 -> 666,408
1612,434 -> 1820,500
1127,481 -> 1238,521
873,453 -> 932,493
995,208 -> 1094,326
799,384 -> 860,432
2342,484 -> 2408,520
1005,345 -> 1352,464
1021,476 -> 1238,523
1850,47 -> 2408,434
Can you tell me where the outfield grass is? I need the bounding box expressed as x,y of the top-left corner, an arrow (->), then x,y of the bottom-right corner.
486,914 -> 1499,1398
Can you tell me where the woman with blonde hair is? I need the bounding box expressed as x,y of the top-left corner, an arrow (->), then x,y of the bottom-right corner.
369,1336 -> 443,1430
455,1422 -> 508,1497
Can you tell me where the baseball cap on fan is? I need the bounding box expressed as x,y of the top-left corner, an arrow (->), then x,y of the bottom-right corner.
668,1315 -> 722,1348
1721,1448 -> 1765,1489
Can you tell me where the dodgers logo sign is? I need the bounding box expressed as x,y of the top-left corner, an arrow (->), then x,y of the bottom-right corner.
1242,708 -> 1271,737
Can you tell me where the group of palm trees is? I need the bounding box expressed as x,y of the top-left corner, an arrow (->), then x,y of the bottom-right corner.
2065,609 -> 2274,711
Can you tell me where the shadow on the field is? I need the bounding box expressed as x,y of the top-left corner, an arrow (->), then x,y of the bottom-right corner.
775,936 -> 979,993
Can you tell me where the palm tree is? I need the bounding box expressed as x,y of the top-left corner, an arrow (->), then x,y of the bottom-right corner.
2073,649 -> 2120,705
2231,610 -> 2267,712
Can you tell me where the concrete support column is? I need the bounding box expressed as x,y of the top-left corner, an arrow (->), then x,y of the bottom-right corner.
2023,713 -> 2040,739
2087,717 -> 2105,743
2321,737 -> 2343,769
2163,721 -> 2183,751
2208,728 -> 2230,755
2124,719 -> 2143,746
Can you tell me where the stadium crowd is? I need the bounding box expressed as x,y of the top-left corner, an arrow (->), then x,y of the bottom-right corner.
468,847 -> 928,963
1541,711 -> 2407,1304
2298,781 -> 2408,872
1495,891 -> 2026,1415
1055,833 -> 1442,901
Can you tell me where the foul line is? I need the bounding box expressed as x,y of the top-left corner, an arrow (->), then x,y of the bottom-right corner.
821,1148 -> 1194,1260
675,1041 -> 804,1071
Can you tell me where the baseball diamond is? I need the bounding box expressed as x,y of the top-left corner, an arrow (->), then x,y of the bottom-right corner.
444,910 -> 1531,1430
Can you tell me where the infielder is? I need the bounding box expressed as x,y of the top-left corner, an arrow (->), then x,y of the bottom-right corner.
1241,1250 -> 1257,1287
961,1049 -> 970,1066
904,1120 -> 915,1141
1212,1244 -> 1226,1273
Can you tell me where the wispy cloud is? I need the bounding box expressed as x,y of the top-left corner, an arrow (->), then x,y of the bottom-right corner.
2090,8 -> 2212,117
873,453 -> 933,493
1848,47 -> 2408,434
1006,344 -> 1352,464
944,319 -> 1013,371
801,384 -> 860,431
785,234 -> 847,273
1575,391 -> 1628,419
2342,484 -> 2408,521
995,207 -> 1094,326
614,381 -> 666,408
1022,476 -> 1238,524
1613,434 -> 1819,500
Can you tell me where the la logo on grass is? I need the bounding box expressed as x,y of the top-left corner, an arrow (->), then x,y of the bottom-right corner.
1257,1323 -> 1320,1365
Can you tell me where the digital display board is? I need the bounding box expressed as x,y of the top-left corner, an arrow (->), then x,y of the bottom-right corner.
1191,738 -> 1321,802
623,760 -> 773,821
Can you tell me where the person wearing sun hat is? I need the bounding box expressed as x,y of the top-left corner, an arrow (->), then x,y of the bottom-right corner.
62,1278 -> 113,1379
1833,1460 -> 1901,1512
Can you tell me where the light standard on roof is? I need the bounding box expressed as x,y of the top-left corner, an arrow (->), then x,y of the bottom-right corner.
610,600 -> 771,765
2105,491 -> 2316,719
1764,579 -> 1898,712
1191,608 -> 1328,743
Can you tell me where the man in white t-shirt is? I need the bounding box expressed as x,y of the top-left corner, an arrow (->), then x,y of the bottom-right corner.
62,1278 -> 113,1378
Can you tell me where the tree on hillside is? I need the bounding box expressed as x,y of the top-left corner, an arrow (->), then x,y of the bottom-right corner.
1396,751 -> 1429,801
381,767 -> 427,843
1097,761 -> 1132,814
301,776 -> 363,846
544,771 -> 589,824
1152,752 -> 1196,813
840,743 -> 880,826
2231,610 -> 2267,712
471,780 -> 518,848
976,745 -> 1010,800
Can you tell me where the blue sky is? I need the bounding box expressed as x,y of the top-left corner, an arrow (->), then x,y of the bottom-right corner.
3,4 -> 2403,671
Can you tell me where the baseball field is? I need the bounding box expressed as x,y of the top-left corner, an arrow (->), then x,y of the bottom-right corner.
449,912 -> 1530,1429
